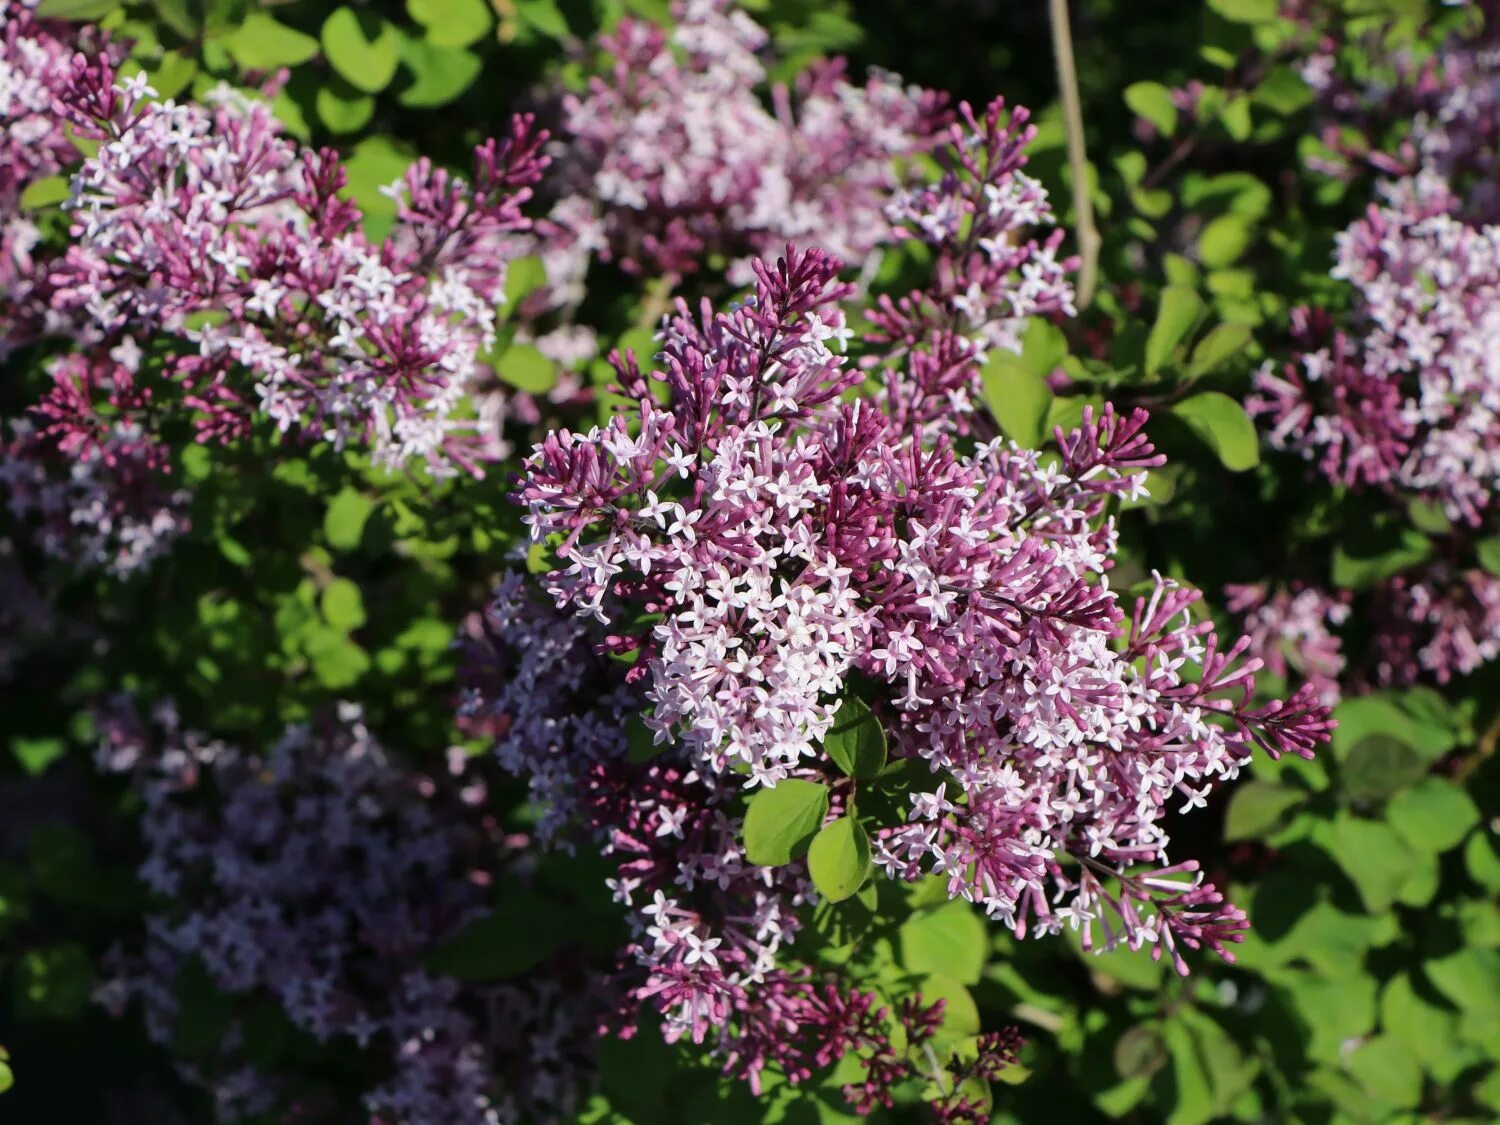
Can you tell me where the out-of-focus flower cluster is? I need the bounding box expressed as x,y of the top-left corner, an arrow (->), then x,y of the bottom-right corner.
95,700 -> 600,1125
479,95 -> 1334,1107
1243,10 -> 1500,688
550,0 -> 948,283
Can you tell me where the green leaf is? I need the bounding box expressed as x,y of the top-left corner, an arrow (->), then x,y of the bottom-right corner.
915,973 -> 981,1050
1477,537 -> 1500,577
1207,0 -> 1277,21
226,12 -> 320,70
624,713 -> 665,762
899,900 -> 987,985
1326,813 -> 1418,913
423,892 -> 571,979
1186,322 -> 1252,379
1331,523 -> 1431,589
1218,96 -> 1253,142
1253,65 -> 1315,115
1113,1025 -> 1169,1079
823,691 -> 886,778
407,0 -> 493,47
504,256 -> 548,307
11,737 -> 65,777
1466,832 -> 1500,894
980,354 -> 1052,449
1424,948 -> 1500,1014
496,343 -> 557,394
1224,780 -> 1305,841
807,815 -> 871,902
1380,973 -> 1460,1080
18,176 -> 69,211
1124,81 -> 1178,136
513,0 -> 570,40
15,944 -> 93,1021
1346,1036 -> 1422,1109
321,578 -> 366,631
1340,734 -> 1428,801
1198,214 -> 1253,268
1145,286 -> 1203,374
315,82 -> 376,134
1170,392 -> 1259,471
397,41 -> 483,108
1387,778 -> 1479,854
35,0 -> 118,19
324,488 -> 373,550
742,779 -> 828,867
322,9 -> 401,94
340,136 -> 415,241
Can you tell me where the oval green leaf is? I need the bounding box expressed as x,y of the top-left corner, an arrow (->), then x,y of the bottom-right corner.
742,779 -> 828,867
807,815 -> 871,902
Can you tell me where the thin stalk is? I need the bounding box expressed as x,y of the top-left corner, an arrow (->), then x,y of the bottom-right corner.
1048,0 -> 1101,310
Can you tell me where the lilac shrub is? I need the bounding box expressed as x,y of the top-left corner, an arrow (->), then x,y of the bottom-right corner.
95,700 -> 600,1124
479,97 -> 1335,1107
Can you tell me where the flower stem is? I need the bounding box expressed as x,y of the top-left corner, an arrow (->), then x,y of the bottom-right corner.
1048,0 -> 1100,309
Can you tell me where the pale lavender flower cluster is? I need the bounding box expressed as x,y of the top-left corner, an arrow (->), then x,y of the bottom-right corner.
95,701 -> 599,1125
48,54 -> 548,477
0,0 -> 96,349
462,578 -> 1025,1112
1245,10 -> 1500,686
552,0 -> 948,282
1224,582 -> 1350,704
513,102 -> 1333,1011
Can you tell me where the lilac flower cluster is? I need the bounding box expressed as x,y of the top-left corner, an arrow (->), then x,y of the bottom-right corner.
464,578 -> 1026,1111
1224,582 -> 1350,705
95,700 -> 599,1124
1243,11 -> 1500,687
48,57 -> 548,477
496,97 -> 1334,1101
551,0 -> 948,283
0,0 -> 98,349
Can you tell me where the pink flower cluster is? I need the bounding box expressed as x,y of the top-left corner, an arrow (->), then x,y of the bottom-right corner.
96,700 -> 599,1124
1252,184 -> 1500,527
505,102 -> 1332,1090
463,579 -> 1026,1111
552,0 -> 948,282
0,0 -> 98,348
48,57 -> 547,477
1244,11 -> 1500,687
1224,583 -> 1349,705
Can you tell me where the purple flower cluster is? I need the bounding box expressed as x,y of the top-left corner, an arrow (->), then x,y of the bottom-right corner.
552,0 -> 948,282
464,581 -> 1029,1110
0,0 -> 99,348
1243,11 -> 1500,687
496,97 -> 1334,1101
48,57 -> 547,477
1252,184 -> 1500,527
95,700 -> 600,1124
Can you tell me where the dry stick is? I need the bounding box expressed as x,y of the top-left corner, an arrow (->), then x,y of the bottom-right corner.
1048,0 -> 1100,310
